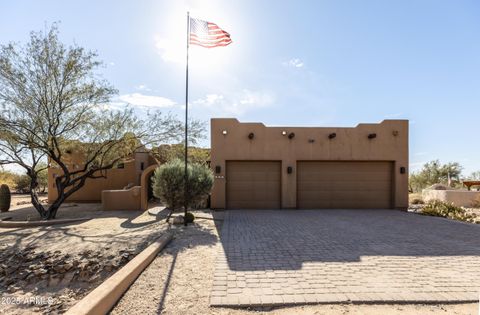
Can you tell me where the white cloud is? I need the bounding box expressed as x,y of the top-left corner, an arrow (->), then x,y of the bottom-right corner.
135,84 -> 151,91
283,58 -> 304,68
193,90 -> 275,116
154,35 -> 184,64
117,93 -> 176,109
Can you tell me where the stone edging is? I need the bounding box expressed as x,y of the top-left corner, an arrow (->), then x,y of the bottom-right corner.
0,217 -> 91,228
65,232 -> 173,315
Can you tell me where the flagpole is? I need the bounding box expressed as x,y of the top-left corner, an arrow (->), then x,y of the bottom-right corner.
184,12 -> 190,226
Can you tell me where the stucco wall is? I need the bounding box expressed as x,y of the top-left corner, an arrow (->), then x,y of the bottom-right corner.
48,152 -> 154,203
210,118 -> 409,209
423,190 -> 480,208
102,186 -> 141,211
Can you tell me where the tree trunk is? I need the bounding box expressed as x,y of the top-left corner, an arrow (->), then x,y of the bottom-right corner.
27,172 -> 49,219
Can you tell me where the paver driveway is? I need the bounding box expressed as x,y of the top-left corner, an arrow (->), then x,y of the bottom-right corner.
210,210 -> 480,307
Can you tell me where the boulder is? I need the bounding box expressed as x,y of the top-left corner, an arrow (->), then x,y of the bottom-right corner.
172,215 -> 184,225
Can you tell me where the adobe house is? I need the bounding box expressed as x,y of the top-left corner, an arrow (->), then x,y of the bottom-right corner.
48,148 -> 158,206
210,118 -> 408,210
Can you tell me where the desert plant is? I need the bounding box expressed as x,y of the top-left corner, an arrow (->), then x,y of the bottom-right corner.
409,160 -> 463,192
184,212 -> 195,223
0,184 -> 11,212
422,200 -> 477,223
152,159 -> 213,223
15,174 -> 31,193
411,198 -> 424,205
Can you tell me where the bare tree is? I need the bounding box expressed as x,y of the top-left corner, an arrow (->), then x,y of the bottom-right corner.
0,24 -> 204,219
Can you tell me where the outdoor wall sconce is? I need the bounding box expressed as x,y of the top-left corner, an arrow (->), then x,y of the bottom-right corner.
281,131 -> 287,136
328,133 -> 336,139
400,167 -> 406,174
368,133 -> 377,139
222,130 -> 227,135
288,132 -> 295,139
308,139 -> 315,143
392,130 -> 399,137
248,132 -> 255,140
215,166 -> 221,174
287,166 -> 293,174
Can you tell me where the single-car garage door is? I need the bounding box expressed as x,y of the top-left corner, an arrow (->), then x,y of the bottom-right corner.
226,161 -> 281,209
297,161 -> 393,209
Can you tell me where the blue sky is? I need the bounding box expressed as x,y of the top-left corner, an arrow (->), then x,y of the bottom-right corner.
1,0 -> 479,175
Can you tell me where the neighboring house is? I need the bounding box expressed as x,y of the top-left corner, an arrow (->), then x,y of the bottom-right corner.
48,148 -> 158,203
210,118 -> 408,210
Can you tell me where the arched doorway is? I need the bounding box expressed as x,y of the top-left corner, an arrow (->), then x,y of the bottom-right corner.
140,164 -> 159,210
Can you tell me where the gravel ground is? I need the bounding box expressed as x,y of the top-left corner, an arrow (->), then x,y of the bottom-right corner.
111,210 -> 478,315
0,200 -> 168,314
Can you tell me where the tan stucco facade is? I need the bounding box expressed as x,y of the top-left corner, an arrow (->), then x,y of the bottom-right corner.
48,151 -> 157,203
210,118 -> 409,210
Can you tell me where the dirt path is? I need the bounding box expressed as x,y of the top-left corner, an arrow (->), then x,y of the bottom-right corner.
111,211 -> 477,315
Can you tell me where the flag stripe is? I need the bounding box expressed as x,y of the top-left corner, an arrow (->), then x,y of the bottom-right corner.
190,39 -> 232,46
190,33 -> 230,41
189,17 -> 232,48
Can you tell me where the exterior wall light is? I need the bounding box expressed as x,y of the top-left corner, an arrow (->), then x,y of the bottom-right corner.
400,167 -> 406,174
222,130 -> 227,135
281,131 -> 287,136
288,132 -> 295,139
368,133 -> 377,139
328,133 -> 336,139
248,132 -> 255,139
287,166 -> 293,174
392,130 -> 399,137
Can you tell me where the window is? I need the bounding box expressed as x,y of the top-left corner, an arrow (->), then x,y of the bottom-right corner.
140,162 -> 144,170
117,163 -> 125,169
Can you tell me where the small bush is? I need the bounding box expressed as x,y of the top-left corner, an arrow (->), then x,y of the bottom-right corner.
152,159 -> 214,211
422,200 -> 477,223
184,212 -> 195,223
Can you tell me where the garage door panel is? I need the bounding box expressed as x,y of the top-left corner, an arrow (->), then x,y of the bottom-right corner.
227,161 -> 281,209
298,161 -> 393,209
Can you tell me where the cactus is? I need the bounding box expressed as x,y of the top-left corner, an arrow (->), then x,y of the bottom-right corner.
0,184 -> 11,212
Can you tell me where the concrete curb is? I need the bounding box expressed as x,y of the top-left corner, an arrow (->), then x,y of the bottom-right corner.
0,217 -> 90,228
66,232 -> 173,315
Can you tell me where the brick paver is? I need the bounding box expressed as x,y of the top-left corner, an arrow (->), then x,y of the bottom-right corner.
210,210 -> 480,306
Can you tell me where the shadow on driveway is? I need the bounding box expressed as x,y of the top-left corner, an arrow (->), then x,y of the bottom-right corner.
218,209 -> 480,271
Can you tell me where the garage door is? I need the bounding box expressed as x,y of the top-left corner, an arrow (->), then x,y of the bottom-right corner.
297,161 -> 393,209
226,161 -> 281,209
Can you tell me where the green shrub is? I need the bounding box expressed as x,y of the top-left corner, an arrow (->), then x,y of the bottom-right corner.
184,212 -> 195,223
422,200 -> 477,223
0,184 -> 11,212
152,159 -> 214,211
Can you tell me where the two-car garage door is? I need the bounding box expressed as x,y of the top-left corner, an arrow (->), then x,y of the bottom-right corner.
226,161 -> 393,209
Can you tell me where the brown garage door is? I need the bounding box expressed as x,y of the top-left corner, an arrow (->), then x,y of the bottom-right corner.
226,161 -> 281,209
297,161 -> 393,209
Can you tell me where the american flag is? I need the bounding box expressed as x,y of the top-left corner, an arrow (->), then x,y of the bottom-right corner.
189,17 -> 232,48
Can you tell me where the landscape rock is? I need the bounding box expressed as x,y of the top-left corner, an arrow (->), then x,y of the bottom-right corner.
172,215 -> 184,225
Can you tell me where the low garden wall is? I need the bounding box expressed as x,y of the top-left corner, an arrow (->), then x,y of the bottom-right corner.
423,189 -> 480,208
102,186 -> 141,211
